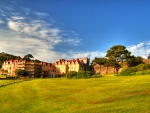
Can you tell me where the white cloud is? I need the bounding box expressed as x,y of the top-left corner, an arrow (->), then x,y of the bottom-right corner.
0,19 -> 4,24
137,42 -> 144,48
11,16 -> 25,20
127,42 -> 150,58
1,4 -> 150,64
63,38 -> 82,46
0,5 -> 82,62
0,32 -> 61,62
34,12 -> 48,18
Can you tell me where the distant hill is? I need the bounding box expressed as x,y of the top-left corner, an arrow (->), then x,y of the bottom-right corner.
0,52 -> 20,68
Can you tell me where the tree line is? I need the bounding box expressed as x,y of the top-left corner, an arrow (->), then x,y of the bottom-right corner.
91,45 -> 144,73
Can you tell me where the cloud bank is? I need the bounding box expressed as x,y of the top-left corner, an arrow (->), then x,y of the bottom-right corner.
0,4 -> 82,62
127,42 -> 150,59
0,3 -> 150,63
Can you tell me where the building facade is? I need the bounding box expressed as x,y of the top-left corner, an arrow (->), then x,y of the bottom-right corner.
54,57 -> 90,75
1,59 -> 18,76
1,57 -> 90,78
2,59 -> 43,77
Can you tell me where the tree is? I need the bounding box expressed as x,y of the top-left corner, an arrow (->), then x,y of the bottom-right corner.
34,59 -> 41,63
15,69 -> 28,77
92,57 -> 107,73
105,45 -> 131,73
23,54 -> 34,61
127,56 -> 143,67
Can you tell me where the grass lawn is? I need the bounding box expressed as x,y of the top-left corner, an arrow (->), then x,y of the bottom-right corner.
0,74 -> 6,78
0,75 -> 150,113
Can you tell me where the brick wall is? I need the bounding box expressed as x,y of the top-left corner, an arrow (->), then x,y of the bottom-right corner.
92,64 -> 123,74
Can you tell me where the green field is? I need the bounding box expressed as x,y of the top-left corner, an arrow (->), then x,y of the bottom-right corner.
0,75 -> 150,113
0,74 -> 6,78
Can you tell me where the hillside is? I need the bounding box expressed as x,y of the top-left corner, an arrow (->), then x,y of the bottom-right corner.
0,75 -> 150,113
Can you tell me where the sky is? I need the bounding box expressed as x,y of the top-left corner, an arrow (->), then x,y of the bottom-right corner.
0,0 -> 150,63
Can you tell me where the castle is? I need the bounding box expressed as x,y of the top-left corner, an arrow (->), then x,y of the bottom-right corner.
1,57 -> 90,78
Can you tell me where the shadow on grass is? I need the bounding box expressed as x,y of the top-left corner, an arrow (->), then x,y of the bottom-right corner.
0,78 -> 33,88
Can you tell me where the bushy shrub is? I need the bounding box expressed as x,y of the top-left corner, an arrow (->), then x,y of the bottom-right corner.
92,73 -> 102,78
66,71 -> 77,79
76,71 -> 92,79
143,64 -> 150,70
119,63 -> 150,76
135,71 -> 147,75
136,64 -> 144,71
119,67 -> 137,76
85,71 -> 92,78
77,71 -> 86,79
135,69 -> 150,75
67,71 -> 92,79
145,70 -> 150,74
61,74 -> 66,77
135,63 -> 150,71
15,69 -> 28,77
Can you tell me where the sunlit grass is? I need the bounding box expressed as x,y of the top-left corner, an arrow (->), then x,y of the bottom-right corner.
0,74 -> 6,78
0,75 -> 150,113
0,80 -> 10,83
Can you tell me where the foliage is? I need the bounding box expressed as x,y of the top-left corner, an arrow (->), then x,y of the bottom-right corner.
0,52 -> 20,68
23,54 -> 34,61
76,71 -> 92,79
105,45 -> 131,73
92,73 -> 102,78
85,71 -> 92,78
66,71 -> 77,79
118,63 -> 150,76
34,59 -> 41,63
15,69 -> 28,77
136,70 -> 150,75
105,45 -> 131,62
61,74 -> 66,77
92,57 -> 107,66
119,67 -> 137,76
127,55 -> 144,67
76,71 -> 86,78
66,71 -> 92,79
135,64 -> 145,71
143,63 -> 150,70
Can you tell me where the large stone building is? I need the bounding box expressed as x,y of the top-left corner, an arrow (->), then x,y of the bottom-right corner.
1,57 -> 90,78
55,57 -> 90,75
1,59 -> 18,76
16,60 -> 42,78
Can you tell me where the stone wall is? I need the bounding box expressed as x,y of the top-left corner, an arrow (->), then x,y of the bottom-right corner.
142,59 -> 150,63
92,64 -> 123,75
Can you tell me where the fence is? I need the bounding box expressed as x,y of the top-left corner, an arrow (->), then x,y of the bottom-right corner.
0,78 -> 33,87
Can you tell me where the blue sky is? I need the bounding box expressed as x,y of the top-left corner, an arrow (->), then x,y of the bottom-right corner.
0,0 -> 150,62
